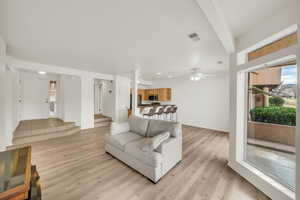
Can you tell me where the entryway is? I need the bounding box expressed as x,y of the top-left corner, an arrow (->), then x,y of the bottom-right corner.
13,118 -> 80,145
94,79 -> 114,127
20,70 -> 58,120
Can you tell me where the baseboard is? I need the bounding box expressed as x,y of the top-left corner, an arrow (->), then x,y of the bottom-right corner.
182,124 -> 229,134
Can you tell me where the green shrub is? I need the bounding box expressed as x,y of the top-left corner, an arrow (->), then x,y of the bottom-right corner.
250,106 -> 296,126
269,96 -> 284,106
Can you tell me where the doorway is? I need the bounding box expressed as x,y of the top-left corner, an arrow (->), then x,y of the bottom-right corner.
94,80 -> 103,115
20,71 -> 58,120
49,81 -> 57,117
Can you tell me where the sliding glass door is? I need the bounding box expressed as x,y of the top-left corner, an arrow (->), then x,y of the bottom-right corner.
245,62 -> 297,191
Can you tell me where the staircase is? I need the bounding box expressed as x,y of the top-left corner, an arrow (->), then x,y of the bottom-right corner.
13,121 -> 80,145
94,115 -> 112,128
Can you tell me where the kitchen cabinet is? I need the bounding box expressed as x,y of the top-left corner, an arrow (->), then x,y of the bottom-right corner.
137,88 -> 171,101
158,88 -> 171,101
138,89 -> 145,100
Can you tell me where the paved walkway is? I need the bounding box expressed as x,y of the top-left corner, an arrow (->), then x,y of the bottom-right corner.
247,144 -> 295,191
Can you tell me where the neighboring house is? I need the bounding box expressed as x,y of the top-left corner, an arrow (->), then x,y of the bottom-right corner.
249,67 -> 282,107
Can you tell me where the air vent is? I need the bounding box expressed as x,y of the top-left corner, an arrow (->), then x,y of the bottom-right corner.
189,33 -> 200,41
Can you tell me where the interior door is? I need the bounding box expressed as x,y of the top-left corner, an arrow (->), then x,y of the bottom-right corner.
21,77 -> 49,120
94,83 -> 103,114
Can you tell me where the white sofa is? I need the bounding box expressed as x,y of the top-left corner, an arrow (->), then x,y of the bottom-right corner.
105,116 -> 182,183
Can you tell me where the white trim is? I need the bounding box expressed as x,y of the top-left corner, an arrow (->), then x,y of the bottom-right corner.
5,56 -> 114,80
132,70 -> 139,116
296,21 -> 300,199
195,0 -> 235,53
237,24 -> 298,65
235,45 -> 297,71
229,32 -> 298,200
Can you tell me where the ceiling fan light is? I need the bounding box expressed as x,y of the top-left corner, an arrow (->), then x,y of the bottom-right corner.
190,74 -> 201,81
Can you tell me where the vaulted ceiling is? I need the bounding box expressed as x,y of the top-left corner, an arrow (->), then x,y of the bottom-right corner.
0,0 -> 296,80
216,0 -> 296,38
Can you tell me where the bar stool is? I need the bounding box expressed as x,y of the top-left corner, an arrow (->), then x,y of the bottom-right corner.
170,106 -> 178,122
143,107 -> 155,119
154,106 -> 164,119
163,106 -> 172,120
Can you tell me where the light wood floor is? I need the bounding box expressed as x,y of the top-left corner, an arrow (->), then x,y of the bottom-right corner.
30,126 -> 270,200
94,114 -> 110,120
16,118 -> 66,131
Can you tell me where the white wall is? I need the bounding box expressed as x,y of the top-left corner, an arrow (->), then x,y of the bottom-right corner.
100,80 -> 114,118
151,76 -> 229,132
0,66 -> 6,150
0,36 -> 20,150
19,71 -> 59,120
58,75 -> 81,126
0,67 -> 20,150
113,76 -> 131,122
81,76 -> 94,129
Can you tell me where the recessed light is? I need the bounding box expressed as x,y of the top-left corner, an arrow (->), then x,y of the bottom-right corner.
156,72 -> 161,76
38,71 -> 47,75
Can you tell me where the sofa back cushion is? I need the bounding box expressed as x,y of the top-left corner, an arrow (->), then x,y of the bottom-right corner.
147,119 -> 181,138
128,116 -> 149,137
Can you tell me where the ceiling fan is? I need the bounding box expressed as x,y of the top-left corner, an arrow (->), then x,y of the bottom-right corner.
188,68 -> 216,81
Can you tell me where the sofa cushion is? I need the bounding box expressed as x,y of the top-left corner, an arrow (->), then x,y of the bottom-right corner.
141,131 -> 170,152
128,116 -> 149,137
105,132 -> 143,151
125,139 -> 162,167
147,119 -> 181,138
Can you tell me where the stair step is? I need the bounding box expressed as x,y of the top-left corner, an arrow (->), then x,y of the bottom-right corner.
94,121 -> 111,128
94,117 -> 111,123
14,123 -> 76,139
13,127 -> 81,145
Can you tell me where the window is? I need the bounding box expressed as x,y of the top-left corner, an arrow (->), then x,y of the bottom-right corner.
246,61 -> 297,191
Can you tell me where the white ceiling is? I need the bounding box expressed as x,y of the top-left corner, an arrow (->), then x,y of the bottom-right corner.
0,0 -> 296,81
0,0 -> 228,80
216,0 -> 296,38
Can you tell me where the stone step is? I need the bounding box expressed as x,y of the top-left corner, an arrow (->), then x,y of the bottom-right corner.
13,126 -> 81,145
14,122 -> 76,139
94,117 -> 112,123
94,121 -> 111,128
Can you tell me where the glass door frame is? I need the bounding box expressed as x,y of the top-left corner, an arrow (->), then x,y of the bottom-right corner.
228,43 -> 298,200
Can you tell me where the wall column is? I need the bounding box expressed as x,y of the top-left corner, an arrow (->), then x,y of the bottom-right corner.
132,69 -> 139,116
0,65 -> 8,150
81,76 -> 94,129
112,75 -> 119,122
112,75 -> 131,122
0,36 -> 10,150
0,41 -> 5,150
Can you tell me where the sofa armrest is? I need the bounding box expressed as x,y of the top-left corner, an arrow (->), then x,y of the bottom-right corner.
110,122 -> 130,135
155,137 -> 179,154
156,137 -> 182,173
